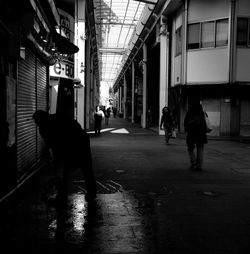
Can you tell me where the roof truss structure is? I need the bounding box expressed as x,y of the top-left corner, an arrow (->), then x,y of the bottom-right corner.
93,0 -> 146,88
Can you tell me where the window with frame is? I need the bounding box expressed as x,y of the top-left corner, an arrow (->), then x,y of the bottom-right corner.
216,19 -> 228,46
187,18 -> 228,50
201,21 -> 215,48
175,26 -> 182,56
187,23 -> 200,49
237,17 -> 249,46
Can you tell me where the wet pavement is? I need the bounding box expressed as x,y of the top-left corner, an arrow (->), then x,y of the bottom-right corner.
1,116 -> 250,253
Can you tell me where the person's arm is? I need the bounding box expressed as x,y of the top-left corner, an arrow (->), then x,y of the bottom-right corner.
101,110 -> 105,119
184,112 -> 189,132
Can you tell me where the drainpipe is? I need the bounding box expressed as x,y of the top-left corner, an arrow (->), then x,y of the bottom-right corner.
142,43 -> 147,128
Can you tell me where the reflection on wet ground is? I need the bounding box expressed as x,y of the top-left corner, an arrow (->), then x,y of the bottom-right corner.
45,187 -> 156,253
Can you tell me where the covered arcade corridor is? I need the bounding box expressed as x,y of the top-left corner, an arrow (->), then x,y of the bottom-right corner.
1,116 -> 250,253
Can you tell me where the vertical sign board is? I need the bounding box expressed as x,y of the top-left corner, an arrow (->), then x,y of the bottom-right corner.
49,9 -> 75,116
49,9 -> 75,80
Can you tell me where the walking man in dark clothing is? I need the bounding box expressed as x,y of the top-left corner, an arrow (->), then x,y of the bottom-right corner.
184,101 -> 208,171
160,106 -> 174,144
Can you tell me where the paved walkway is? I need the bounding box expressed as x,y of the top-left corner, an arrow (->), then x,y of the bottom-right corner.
1,116 -> 250,253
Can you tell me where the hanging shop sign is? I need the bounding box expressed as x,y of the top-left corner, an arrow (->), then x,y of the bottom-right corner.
50,9 -> 75,79
50,59 -> 74,79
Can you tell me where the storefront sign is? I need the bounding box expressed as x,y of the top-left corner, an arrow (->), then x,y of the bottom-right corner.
50,59 -> 74,79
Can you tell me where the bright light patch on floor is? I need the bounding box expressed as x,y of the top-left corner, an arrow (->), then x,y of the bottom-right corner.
101,128 -> 116,132
110,128 -> 129,134
87,128 -> 115,134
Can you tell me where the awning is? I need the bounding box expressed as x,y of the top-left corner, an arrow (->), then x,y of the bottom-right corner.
53,31 -> 79,54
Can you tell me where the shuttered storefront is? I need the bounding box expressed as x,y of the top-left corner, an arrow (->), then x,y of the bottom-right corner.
36,57 -> 48,163
17,48 -> 48,181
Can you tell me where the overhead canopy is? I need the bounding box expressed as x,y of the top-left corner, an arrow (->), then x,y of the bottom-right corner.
53,30 -> 79,54
93,0 -> 146,88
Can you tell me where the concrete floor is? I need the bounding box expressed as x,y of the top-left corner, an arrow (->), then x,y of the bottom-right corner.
1,116 -> 250,253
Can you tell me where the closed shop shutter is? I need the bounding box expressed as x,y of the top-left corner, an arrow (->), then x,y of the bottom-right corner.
240,100 -> 250,136
36,57 -> 48,162
17,48 -> 48,181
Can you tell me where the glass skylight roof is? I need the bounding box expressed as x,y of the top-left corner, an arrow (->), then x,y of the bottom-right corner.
93,0 -> 145,88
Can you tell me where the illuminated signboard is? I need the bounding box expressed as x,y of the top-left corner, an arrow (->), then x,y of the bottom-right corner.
50,59 -> 74,79
50,9 -> 75,80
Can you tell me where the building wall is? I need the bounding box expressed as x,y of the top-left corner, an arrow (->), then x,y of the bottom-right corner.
187,48 -> 229,84
236,50 -> 250,81
235,0 -> 250,82
237,0 -> 250,15
186,0 -> 229,84
188,0 -> 229,22
172,10 -> 183,86
202,98 -> 221,136
240,100 -> 250,136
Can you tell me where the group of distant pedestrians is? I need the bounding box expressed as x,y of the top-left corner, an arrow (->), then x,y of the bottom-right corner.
92,105 -> 114,135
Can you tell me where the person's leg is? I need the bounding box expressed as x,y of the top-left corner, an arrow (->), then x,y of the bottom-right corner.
187,141 -> 196,170
164,127 -> 169,144
167,127 -> 172,141
97,120 -> 101,135
196,143 -> 204,170
94,121 -> 98,135
81,151 -> 97,202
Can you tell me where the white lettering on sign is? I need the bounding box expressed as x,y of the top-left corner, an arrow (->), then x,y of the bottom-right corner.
50,60 -> 74,79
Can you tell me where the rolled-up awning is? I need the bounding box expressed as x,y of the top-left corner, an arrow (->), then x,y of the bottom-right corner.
53,31 -> 79,54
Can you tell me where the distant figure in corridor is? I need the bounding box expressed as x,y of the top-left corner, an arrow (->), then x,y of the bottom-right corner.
93,105 -> 104,135
113,107 -> 117,118
32,110 -> 97,202
184,101 -> 207,171
160,106 -> 174,144
105,107 -> 111,125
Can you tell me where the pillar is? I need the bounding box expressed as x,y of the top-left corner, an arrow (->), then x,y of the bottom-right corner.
123,75 -> 127,119
74,0 -> 86,128
142,44 -> 147,128
132,61 -> 135,123
159,15 -> 169,134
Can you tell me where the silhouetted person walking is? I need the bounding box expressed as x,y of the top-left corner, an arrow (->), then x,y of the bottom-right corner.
105,107 -> 111,125
184,101 -> 207,171
33,110 -> 96,203
160,106 -> 174,144
113,107 -> 117,118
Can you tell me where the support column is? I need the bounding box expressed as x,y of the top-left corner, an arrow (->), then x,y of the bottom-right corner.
142,44 -> 147,128
131,61 -> 135,123
159,15 -> 169,134
123,75 -> 127,119
85,32 -> 90,129
74,0 -> 86,128
119,86 -> 122,114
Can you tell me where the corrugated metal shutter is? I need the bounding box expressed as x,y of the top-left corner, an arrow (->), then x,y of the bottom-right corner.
36,57 -> 48,162
17,48 -> 48,181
